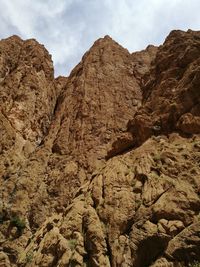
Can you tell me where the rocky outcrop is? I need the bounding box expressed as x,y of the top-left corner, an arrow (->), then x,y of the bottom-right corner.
128,30 -> 200,145
49,35 -> 143,169
0,35 -> 56,180
16,134 -> 200,267
0,30 -> 200,267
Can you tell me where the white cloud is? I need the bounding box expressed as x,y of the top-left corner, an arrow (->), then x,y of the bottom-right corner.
0,0 -> 200,76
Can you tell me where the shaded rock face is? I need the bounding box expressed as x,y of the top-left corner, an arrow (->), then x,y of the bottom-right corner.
0,30 -> 199,267
128,30 -> 200,145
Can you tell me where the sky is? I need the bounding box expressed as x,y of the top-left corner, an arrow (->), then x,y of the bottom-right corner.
0,0 -> 200,77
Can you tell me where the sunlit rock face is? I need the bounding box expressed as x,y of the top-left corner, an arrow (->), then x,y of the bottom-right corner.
0,30 -> 200,267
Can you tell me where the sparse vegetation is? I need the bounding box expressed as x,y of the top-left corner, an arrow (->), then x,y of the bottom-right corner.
26,251 -> 34,263
131,179 -> 136,187
0,213 -> 5,224
68,239 -> 77,250
10,216 -> 26,234
135,199 -> 143,207
153,154 -> 161,162
189,261 -> 200,267
151,173 -> 160,180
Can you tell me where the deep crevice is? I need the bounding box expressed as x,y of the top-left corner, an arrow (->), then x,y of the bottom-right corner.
105,235 -> 112,265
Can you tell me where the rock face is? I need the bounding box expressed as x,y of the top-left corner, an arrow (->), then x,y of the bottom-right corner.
0,30 -> 200,267
50,35 -> 143,168
128,30 -> 200,145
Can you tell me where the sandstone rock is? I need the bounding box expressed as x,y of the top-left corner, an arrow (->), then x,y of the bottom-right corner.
0,30 -> 200,266
50,35 -> 142,170
128,30 -> 200,145
14,134 -> 199,266
0,251 -> 11,267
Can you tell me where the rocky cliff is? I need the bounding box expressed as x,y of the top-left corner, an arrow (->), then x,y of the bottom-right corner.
0,30 -> 200,267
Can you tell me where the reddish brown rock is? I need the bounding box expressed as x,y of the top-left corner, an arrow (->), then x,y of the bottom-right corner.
17,134 -> 200,267
0,35 -> 56,180
128,30 -> 200,145
0,30 -> 200,267
49,35 -> 142,171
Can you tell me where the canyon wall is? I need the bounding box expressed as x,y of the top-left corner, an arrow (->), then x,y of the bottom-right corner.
0,30 -> 200,267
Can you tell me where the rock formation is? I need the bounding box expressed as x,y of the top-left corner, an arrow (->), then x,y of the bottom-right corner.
0,30 -> 200,267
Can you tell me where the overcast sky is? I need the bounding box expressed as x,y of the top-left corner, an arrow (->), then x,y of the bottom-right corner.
0,0 -> 200,77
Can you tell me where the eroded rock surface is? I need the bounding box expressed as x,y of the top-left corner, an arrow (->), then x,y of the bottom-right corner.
128,30 -> 200,145
0,30 -> 200,267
